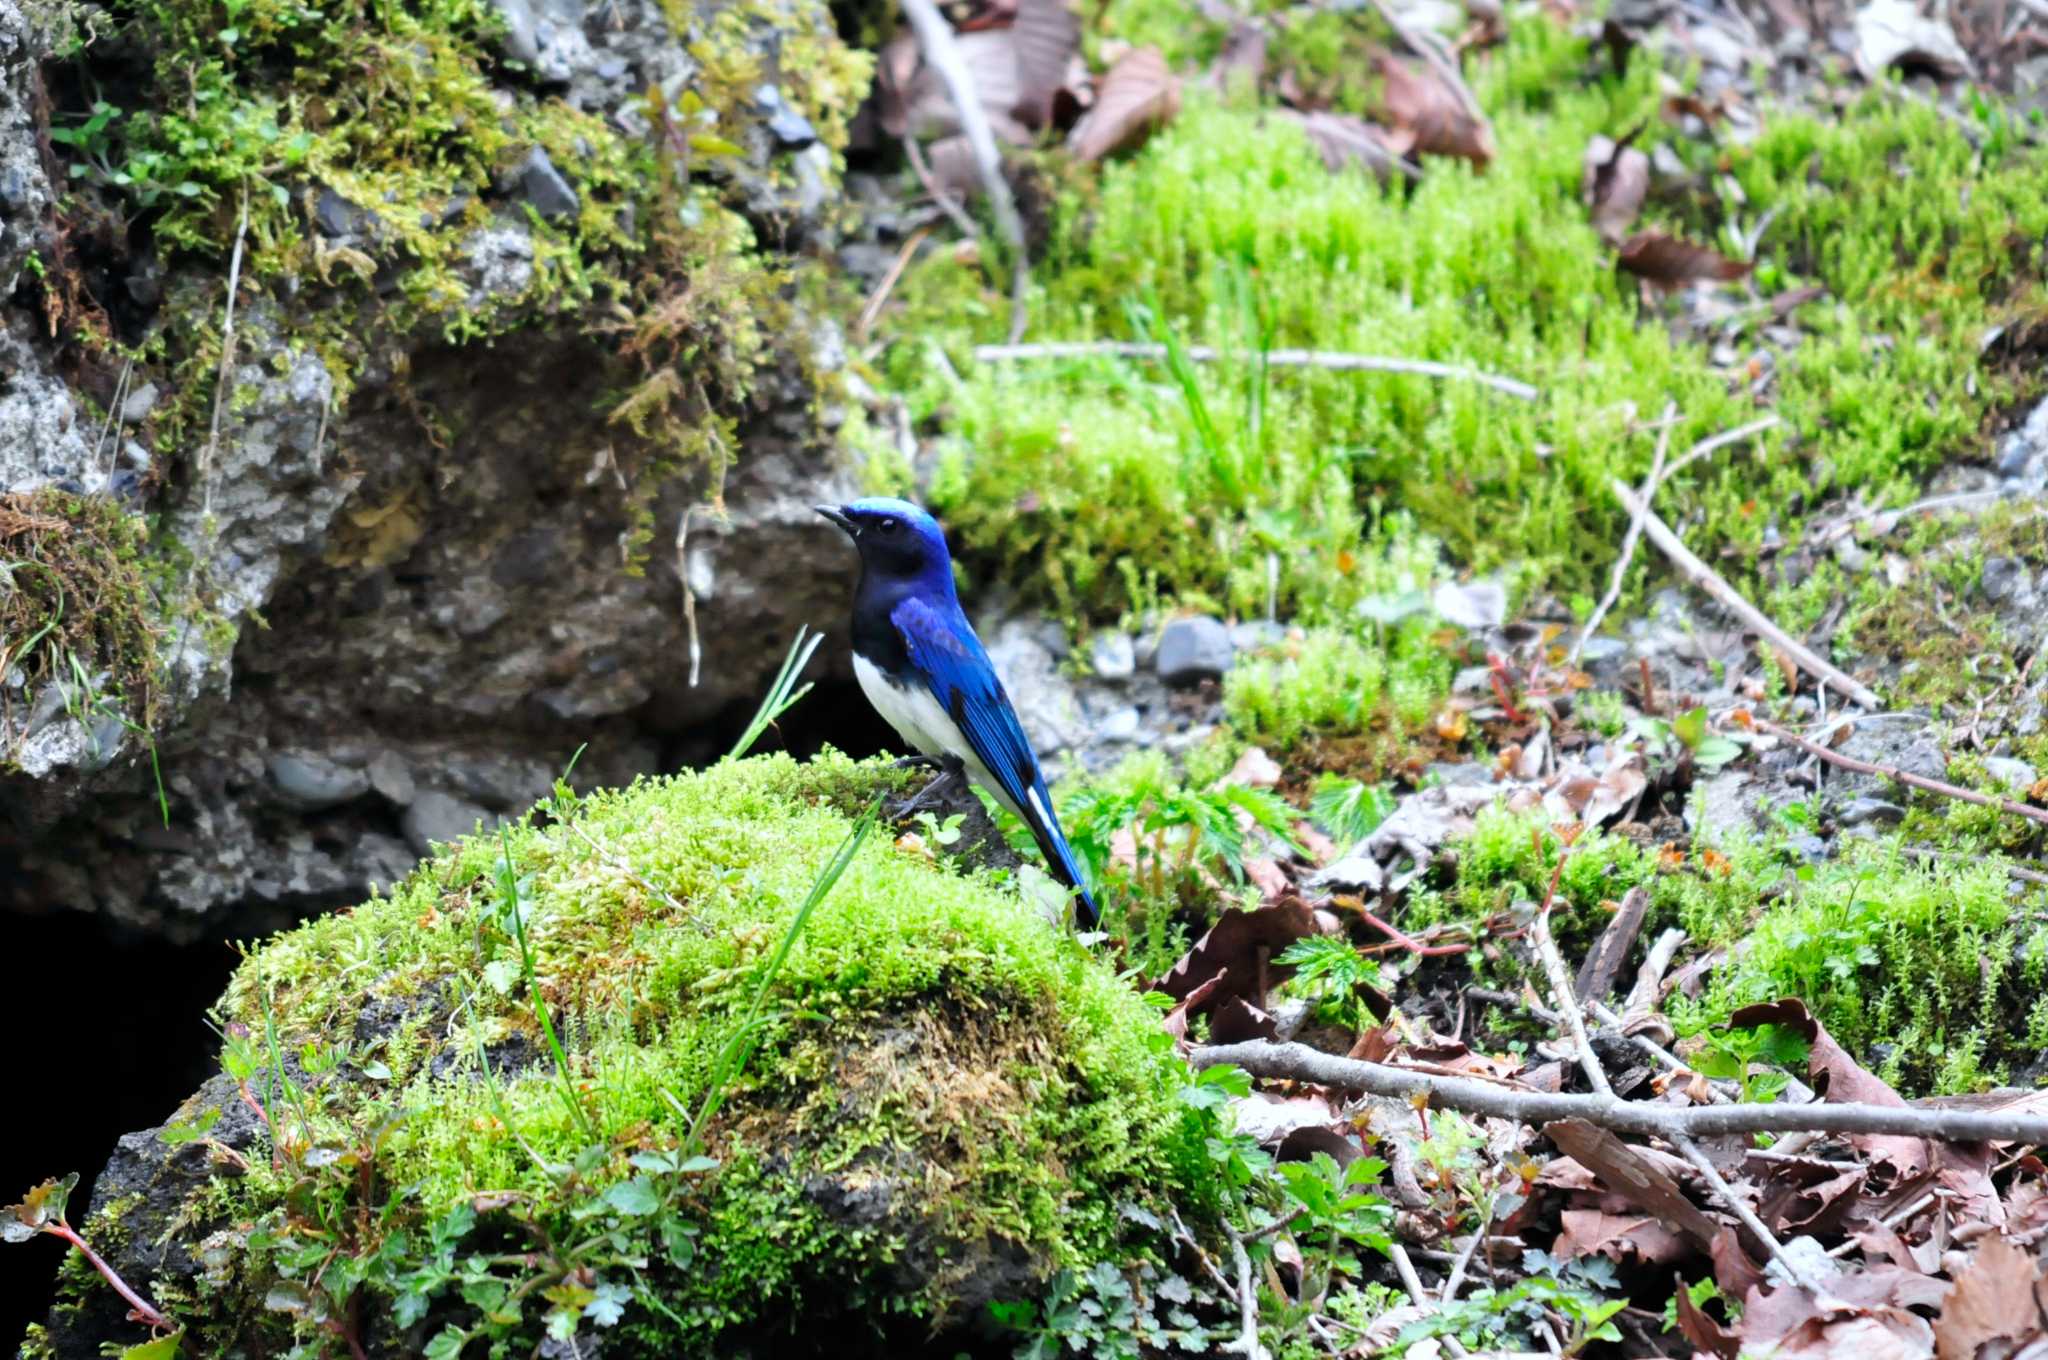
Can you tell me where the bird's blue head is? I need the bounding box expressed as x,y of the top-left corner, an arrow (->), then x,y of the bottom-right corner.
816,497 -> 955,592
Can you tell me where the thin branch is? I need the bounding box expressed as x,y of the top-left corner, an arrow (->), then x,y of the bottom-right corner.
1610,478 -> 1882,709
1191,1040 -> 2048,1143
1574,400 -> 1677,665
1756,718 -> 2048,830
1389,1243 -> 1470,1358
1439,1192 -> 1494,1304
1224,1230 -> 1268,1360
1587,998 -> 1735,1104
1673,1134 -> 1816,1289
561,820 -> 709,933
898,0 -> 1031,343
1241,1205 -> 1306,1245
1660,414 -> 1782,482
855,225 -> 932,342
201,184 -> 252,522
971,341 -> 1540,399
901,137 -> 978,240
1531,902 -> 1612,1097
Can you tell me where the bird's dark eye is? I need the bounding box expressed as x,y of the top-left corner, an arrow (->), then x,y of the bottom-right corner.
878,517 -> 899,534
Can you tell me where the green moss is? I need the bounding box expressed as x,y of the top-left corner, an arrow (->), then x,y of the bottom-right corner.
0,490 -> 163,750
123,752 -> 1209,1355
861,12 -> 2047,626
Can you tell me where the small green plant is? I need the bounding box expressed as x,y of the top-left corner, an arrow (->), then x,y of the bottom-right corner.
1308,773 -> 1396,845
1395,1251 -> 1624,1356
725,626 -> 824,760
1276,935 -> 1387,1032
4,1174 -> 175,1338
1691,1020 -> 1809,1107
992,1260 -> 1224,1359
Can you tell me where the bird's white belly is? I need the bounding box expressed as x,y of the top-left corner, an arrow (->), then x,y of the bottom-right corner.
852,653 -> 1022,822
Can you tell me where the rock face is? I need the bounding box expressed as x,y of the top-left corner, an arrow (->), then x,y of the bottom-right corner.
0,0 -> 872,938
26,754 -> 1206,1359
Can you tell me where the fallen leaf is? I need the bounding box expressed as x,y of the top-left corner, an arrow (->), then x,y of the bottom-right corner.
1554,1208 -> 1689,1265
1209,20 -> 1266,91
1070,45 -> 1180,162
1543,1118 -> 1719,1247
1582,129 -> 1649,246
1223,747 -> 1283,789
1377,53 -> 1494,167
1726,999 -> 1926,1181
1154,896 -> 1319,1012
1211,995 -> 1279,1044
1233,1090 -> 1343,1146
1676,1272 -> 1740,1360
1934,1234 -> 2044,1360
1618,231 -> 1752,292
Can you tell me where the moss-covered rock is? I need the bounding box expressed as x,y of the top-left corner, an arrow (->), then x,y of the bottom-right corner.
33,752 -> 1212,1357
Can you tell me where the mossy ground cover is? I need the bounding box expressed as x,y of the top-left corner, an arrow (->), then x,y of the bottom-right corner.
860,11 -> 2048,634
81,752 -> 1210,1355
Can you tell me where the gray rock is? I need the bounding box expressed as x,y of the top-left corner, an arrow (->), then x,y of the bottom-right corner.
1839,796 -> 1905,827
757,84 -> 817,148
1098,707 -> 1141,743
1999,396 -> 2048,486
1155,616 -> 1234,686
517,147 -> 580,221
1230,619 -> 1286,652
1424,761 -> 1493,788
489,0 -> 542,64
1982,755 -> 2038,790
1088,631 -> 1136,681
403,790 -> 498,855
1982,556 -> 2029,604
314,187 -> 379,238
984,617 -> 1084,753
367,750 -> 417,806
120,381 -> 159,424
1788,834 -> 1830,865
267,751 -> 372,811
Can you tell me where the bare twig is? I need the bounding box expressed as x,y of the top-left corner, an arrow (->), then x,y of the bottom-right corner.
1674,1134 -> 1816,1289
1575,401 -> 1676,665
1611,478 -> 1882,709
1531,902 -> 1612,1097
1660,414 -> 1782,482
1439,1193 -> 1494,1304
855,226 -> 933,342
1369,0 -> 1485,121
1757,718 -> 2048,830
562,820 -> 708,932
1190,1040 -> 2048,1143
1621,927 -> 1687,1025
1587,998 -> 1735,1104
901,138 -> 978,239
898,0 -> 1030,343
1389,1243 -> 1469,1358
202,185 -> 252,522
971,341 -> 1540,399
1223,1224 -> 1271,1360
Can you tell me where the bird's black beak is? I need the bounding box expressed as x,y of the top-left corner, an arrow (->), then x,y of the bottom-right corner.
815,505 -> 856,536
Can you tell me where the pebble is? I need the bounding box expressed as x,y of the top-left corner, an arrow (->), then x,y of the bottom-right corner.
120,383 -> 159,424
268,751 -> 372,810
1098,707 -> 1142,743
1154,616 -> 1234,686
1088,631 -> 1136,682
1981,755 -> 2038,790
1981,556 -> 2028,604
1230,620 -> 1286,652
518,148 -> 581,221
1838,796 -> 1905,828
367,750 -> 417,806
403,790 -> 498,855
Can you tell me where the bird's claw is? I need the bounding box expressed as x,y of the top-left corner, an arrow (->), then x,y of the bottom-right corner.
887,765 -> 962,821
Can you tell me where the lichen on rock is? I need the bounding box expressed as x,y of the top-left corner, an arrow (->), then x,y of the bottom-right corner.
31,752 -> 1213,1356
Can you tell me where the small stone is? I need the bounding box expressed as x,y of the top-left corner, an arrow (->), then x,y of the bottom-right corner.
313,187 -> 376,238
403,790 -> 498,855
1432,579 -> 1507,631
1424,761 -> 1492,788
757,86 -> 819,149
1230,619 -> 1285,652
1789,834 -> 1829,865
1098,707 -> 1141,743
1088,632 -> 1136,681
1831,536 -> 1869,573
1982,755 -> 2038,790
1576,637 -> 1627,664
367,750 -> 416,806
120,382 -> 159,424
518,147 -> 580,221
1154,616 -> 1234,686
1981,555 -> 2027,604
1839,796 -> 1905,828
268,751 -> 372,810
489,0 -> 542,64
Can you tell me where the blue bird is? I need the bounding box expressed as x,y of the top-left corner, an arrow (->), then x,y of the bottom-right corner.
817,497 -> 1100,930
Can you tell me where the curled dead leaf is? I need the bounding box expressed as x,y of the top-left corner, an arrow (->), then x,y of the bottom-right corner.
1376,53 -> 1494,168
1582,128 -> 1649,247
1617,230 -> 1752,293
1070,45 -> 1181,162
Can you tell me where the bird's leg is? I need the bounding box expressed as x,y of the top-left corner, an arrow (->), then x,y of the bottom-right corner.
887,755 -> 967,820
892,753 -> 945,771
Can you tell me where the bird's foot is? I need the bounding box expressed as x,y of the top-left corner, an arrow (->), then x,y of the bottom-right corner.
891,754 -> 944,771
887,765 -> 962,821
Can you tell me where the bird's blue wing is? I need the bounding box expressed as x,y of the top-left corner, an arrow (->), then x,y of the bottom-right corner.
891,596 -> 1098,924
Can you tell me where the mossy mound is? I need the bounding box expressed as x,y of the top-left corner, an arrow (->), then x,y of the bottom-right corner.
37,753 -> 1209,1357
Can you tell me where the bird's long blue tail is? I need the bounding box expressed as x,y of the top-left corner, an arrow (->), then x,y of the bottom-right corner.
1030,814 -> 1100,931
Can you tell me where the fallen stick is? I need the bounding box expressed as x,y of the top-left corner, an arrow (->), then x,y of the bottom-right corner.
899,0 -> 1031,344
1190,1040 -> 2048,1143
1674,1133 -> 1817,1289
1530,901 -> 1612,1097
1659,414 -> 1781,482
1610,478 -> 1882,709
1755,719 -> 2048,830
970,341 -> 1539,400
1573,402 -> 1676,666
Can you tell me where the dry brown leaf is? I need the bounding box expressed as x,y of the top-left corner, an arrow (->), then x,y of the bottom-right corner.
1676,1272 -> 1740,1359
1377,53 -> 1494,168
1935,1234 -> 2046,1360
1617,231 -> 1752,292
1543,1118 -> 1719,1247
1554,1209 -> 1689,1266
1007,0 -> 1081,129
1154,896 -> 1319,1012
1070,45 -> 1180,162
1211,995 -> 1279,1044
1209,20 -> 1266,92
1582,128 -> 1649,247
1223,746 -> 1283,789
1286,110 -> 1414,180
1726,999 -> 1926,1180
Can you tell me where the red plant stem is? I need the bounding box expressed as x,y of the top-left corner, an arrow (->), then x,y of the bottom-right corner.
1356,907 -> 1471,957
46,1221 -> 171,1331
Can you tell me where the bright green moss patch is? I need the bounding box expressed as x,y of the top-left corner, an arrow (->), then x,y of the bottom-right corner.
132,752 -> 1208,1355
1413,802 -> 2048,1094
863,13 -> 2048,627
